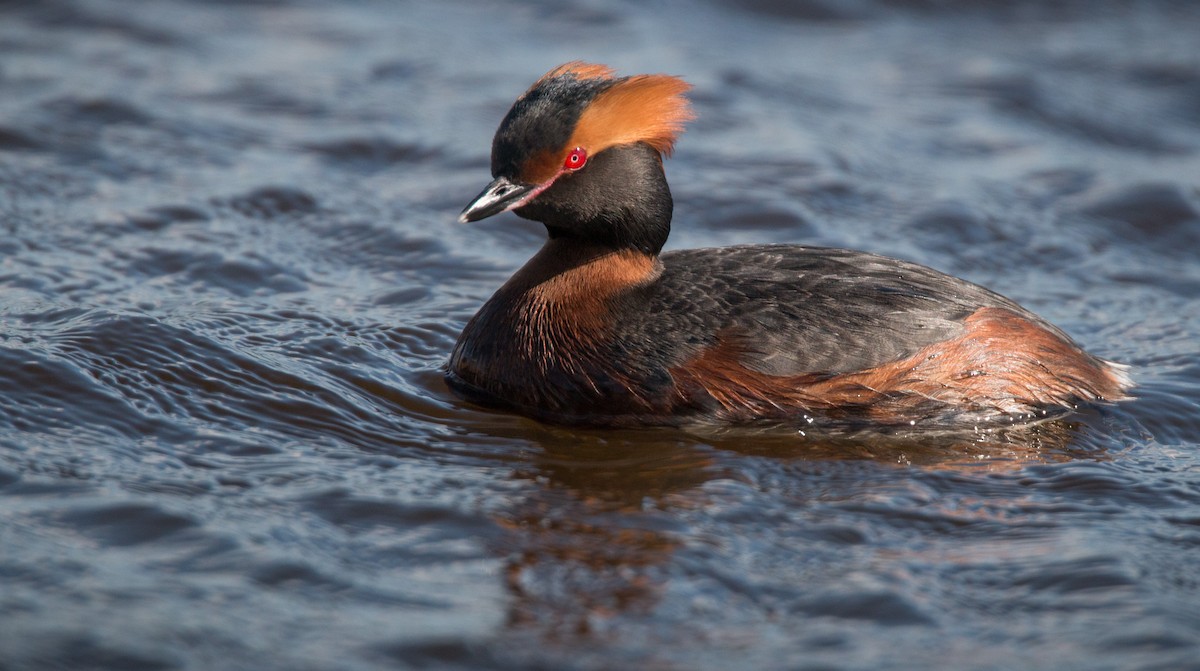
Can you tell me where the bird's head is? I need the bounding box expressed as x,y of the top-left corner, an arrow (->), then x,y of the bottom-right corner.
460,62 -> 693,254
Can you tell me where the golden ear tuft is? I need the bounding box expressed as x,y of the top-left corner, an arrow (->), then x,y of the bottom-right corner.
569,73 -> 694,157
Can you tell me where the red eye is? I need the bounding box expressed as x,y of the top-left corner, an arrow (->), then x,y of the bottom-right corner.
563,147 -> 588,171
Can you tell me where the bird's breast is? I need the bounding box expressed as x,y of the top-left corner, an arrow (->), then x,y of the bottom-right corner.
447,244 -> 664,417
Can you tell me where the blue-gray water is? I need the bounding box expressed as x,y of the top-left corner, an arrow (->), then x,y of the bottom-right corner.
2,1 -> 1199,669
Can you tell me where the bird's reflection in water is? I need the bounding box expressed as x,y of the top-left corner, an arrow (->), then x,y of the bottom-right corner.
484,412 -> 1115,642
492,428 -> 716,638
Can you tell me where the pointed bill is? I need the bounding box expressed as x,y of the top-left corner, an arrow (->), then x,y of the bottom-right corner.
458,176 -> 535,223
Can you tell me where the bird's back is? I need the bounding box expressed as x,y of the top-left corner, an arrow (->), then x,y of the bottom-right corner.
634,244 -> 1053,374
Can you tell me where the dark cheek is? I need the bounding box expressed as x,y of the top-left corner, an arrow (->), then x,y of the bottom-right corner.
532,173 -> 585,210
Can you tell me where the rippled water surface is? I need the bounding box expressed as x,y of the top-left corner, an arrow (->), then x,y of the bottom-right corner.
2,1 -> 1199,669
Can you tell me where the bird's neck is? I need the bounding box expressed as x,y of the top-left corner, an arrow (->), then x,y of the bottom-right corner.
544,222 -> 668,258
502,238 -> 662,316
461,238 -> 662,366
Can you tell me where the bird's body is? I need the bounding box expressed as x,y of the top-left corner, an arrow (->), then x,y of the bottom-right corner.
448,62 -> 1131,428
